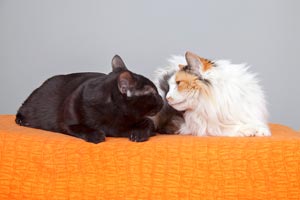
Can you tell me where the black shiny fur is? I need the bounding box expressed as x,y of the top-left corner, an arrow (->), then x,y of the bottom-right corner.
16,55 -> 163,143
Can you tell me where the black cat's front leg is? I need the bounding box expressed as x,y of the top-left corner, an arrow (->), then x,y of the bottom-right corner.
65,124 -> 105,144
129,118 -> 156,142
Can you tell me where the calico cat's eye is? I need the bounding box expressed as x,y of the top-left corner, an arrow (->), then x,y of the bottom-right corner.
176,81 -> 180,85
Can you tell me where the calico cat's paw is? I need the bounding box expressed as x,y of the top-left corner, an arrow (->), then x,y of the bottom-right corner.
129,130 -> 150,142
237,125 -> 271,137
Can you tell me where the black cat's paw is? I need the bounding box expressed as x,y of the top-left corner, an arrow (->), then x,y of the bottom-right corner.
67,124 -> 105,144
15,113 -> 29,126
149,131 -> 157,137
129,130 -> 150,142
84,132 -> 105,144
15,117 -> 23,125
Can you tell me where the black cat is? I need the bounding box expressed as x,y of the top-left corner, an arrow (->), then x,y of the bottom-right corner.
16,55 -> 163,143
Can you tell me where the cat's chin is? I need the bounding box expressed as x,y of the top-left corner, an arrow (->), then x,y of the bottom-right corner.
168,100 -> 187,111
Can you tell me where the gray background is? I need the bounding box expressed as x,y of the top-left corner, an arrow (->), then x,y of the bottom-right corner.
0,0 -> 299,129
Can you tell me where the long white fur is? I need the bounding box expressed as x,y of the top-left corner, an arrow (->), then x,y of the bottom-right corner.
161,55 -> 271,137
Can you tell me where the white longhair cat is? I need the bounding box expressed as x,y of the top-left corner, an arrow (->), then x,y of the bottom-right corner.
153,51 -> 271,137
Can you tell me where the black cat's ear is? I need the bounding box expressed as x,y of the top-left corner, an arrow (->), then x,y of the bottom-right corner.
185,51 -> 203,76
118,71 -> 135,96
112,55 -> 127,72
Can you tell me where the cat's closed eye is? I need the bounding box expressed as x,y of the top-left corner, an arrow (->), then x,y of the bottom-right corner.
176,81 -> 181,85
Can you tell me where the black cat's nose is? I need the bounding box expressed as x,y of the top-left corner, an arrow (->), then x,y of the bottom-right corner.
149,106 -> 162,116
148,110 -> 158,116
149,96 -> 163,116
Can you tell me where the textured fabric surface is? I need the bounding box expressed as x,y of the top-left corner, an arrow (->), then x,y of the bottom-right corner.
0,115 -> 300,200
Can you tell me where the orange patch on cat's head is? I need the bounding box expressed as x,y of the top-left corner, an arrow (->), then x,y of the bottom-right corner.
175,71 -> 206,92
175,68 -> 211,98
199,57 -> 214,72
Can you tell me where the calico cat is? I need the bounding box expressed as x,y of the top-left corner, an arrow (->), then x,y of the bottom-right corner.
154,51 -> 271,137
16,55 -> 163,143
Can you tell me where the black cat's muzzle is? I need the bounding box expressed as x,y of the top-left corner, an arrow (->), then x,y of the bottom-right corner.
147,95 -> 163,116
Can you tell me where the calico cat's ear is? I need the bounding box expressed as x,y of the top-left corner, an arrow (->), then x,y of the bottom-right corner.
184,51 -> 203,76
118,71 -> 135,96
112,55 -> 127,72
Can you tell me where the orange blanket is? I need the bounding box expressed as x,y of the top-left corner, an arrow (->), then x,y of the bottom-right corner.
0,115 -> 299,200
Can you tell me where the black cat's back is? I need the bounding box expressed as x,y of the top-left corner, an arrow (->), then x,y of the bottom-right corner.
16,72 -> 105,132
